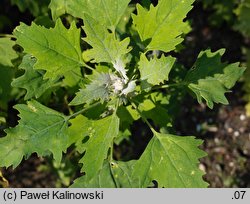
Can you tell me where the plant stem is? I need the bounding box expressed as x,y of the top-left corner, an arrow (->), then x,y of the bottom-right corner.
0,34 -> 16,39
109,145 -> 114,162
130,100 -> 155,132
80,62 -> 96,72
151,82 -> 187,91
67,101 -> 101,120
109,98 -> 120,162
50,82 -> 63,88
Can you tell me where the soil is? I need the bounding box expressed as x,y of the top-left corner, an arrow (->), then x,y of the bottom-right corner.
2,156 -> 57,188
174,89 -> 250,187
1,1 -> 250,188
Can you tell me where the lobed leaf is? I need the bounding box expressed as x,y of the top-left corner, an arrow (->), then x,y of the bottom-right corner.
11,55 -> 56,100
49,0 -> 130,32
79,114 -> 119,179
132,0 -> 195,52
67,114 -> 92,152
71,160 -> 136,188
132,131 -> 208,187
0,37 -> 18,67
70,72 -> 111,106
0,100 -> 70,168
13,19 -> 83,81
185,49 -> 245,108
83,14 -> 131,77
138,54 -> 175,89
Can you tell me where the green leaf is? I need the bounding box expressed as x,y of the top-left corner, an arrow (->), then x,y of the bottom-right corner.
61,68 -> 83,87
0,100 -> 70,168
116,5 -> 135,34
243,50 -> 250,116
70,72 -> 111,106
138,54 -> 175,88
71,160 -> 136,188
14,19 -> 83,80
109,160 -> 137,187
0,38 -> 18,67
79,114 -> 119,179
184,49 -> 245,108
67,115 -> 92,152
71,160 -> 116,188
49,0 -> 70,20
132,0 -> 195,52
11,0 -> 50,17
115,106 -> 134,144
138,97 -> 172,128
235,0 -> 250,37
0,65 -> 14,103
64,0 -> 130,31
83,14 -> 131,74
132,131 -> 208,187
11,55 -> 56,100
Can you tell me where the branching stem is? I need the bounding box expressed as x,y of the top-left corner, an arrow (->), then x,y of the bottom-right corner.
67,101 -> 101,120
151,82 -> 187,91
130,100 -> 155,133
80,62 -> 96,72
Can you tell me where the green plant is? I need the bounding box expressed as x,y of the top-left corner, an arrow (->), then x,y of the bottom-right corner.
199,0 -> 237,26
0,0 -> 245,187
199,0 -> 250,117
234,0 -> 250,116
10,0 -> 50,17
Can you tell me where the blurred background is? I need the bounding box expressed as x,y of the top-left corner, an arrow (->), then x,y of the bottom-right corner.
0,0 -> 250,187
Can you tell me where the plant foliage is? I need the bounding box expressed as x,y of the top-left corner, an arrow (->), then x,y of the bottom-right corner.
0,0 -> 245,188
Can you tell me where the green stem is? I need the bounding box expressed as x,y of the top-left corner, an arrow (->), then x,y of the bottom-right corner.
67,101 -> 101,120
131,100 -> 155,132
80,62 -> 96,72
109,98 -> 120,162
0,34 -> 16,39
50,82 -> 63,88
109,145 -> 114,162
151,82 -> 187,91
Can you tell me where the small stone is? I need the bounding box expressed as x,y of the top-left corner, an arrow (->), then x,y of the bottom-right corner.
208,126 -> 218,132
234,131 -> 240,137
214,138 -> 220,144
239,127 -> 245,133
227,127 -> 233,133
240,114 -> 246,121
